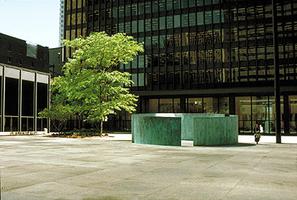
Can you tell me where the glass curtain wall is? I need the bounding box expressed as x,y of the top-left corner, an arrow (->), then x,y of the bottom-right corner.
146,97 -> 229,114
65,1 -> 297,133
21,80 -> 34,131
100,0 -> 297,90
5,78 -> 19,131
0,66 -> 49,132
64,0 -> 87,59
37,83 -> 48,131
236,96 -> 284,135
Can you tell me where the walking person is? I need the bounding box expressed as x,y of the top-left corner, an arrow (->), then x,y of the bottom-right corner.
254,121 -> 262,144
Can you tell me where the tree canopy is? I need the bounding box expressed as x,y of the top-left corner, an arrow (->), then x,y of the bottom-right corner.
42,32 -> 144,134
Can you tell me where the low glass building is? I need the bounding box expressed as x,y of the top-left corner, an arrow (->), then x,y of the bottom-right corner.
0,33 -> 50,133
64,0 -> 297,135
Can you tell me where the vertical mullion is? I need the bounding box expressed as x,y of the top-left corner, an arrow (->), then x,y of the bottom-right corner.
98,0 -> 101,31
165,0 -> 168,90
143,0 -> 147,91
255,3 -> 259,81
91,0 -> 94,32
157,0 -> 161,90
123,1 -> 126,72
281,2 -> 286,80
172,0 -> 175,89
291,1 -> 296,80
70,0 -> 72,40
63,0 -> 67,61
236,0 -> 240,83
195,0 -> 199,87
228,1 -> 232,83
105,0 -> 108,32
110,0 -> 113,34
187,0 -> 190,89
150,0 -> 153,90
179,0 -> 182,89
75,0 -> 78,37
263,5 -> 268,81
86,0 -> 89,35
245,6 -> 249,82
81,0 -> 84,36
136,0 -> 139,90
130,0 -> 132,35
203,0 -> 206,84
211,0 -> 215,85
69,0 -> 73,56
116,0 -> 119,34
219,0 -> 223,83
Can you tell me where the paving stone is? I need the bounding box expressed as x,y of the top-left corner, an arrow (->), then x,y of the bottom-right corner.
0,135 -> 296,200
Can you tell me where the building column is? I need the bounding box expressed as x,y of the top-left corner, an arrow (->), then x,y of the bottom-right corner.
1,67 -> 5,132
272,0 -> 281,143
47,74 -> 51,133
18,70 -> 22,132
229,96 -> 236,115
180,97 -> 186,113
34,73 -> 38,132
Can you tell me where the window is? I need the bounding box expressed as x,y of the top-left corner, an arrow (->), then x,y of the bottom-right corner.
138,55 -> 145,68
152,18 -> 158,31
173,0 -> 180,10
159,17 -> 166,30
26,43 -> 37,58
182,14 -> 188,27
189,13 -> 196,26
138,20 -> 144,32
138,3 -> 144,15
197,12 -> 204,25
145,1 -> 151,14
132,21 -> 137,33
145,18 -> 151,31
174,15 -> 181,28
138,73 -> 145,86
167,16 -> 173,29
181,0 -> 188,8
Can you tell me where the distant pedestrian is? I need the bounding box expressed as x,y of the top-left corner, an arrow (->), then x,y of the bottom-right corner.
254,121 -> 263,144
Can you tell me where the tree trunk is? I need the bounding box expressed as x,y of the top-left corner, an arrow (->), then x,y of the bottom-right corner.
100,120 -> 103,136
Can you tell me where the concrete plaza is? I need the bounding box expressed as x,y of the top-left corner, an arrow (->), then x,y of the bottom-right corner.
0,135 -> 297,200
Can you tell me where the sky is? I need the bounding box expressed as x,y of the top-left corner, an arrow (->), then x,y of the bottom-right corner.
0,0 -> 60,48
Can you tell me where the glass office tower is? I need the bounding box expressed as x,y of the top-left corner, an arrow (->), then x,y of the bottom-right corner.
64,0 -> 297,135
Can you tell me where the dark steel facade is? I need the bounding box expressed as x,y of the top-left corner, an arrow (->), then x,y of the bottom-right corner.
64,0 -> 297,135
0,33 -> 50,133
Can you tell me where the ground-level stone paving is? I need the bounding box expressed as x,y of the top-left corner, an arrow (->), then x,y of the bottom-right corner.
0,135 -> 296,200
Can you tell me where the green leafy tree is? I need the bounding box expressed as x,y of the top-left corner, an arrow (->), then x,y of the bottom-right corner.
39,103 -> 73,132
53,32 -> 144,134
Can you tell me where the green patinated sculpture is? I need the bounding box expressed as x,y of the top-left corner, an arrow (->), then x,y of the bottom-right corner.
132,113 -> 238,146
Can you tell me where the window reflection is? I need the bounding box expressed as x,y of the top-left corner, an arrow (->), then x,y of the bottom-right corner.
289,96 -> 297,134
